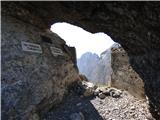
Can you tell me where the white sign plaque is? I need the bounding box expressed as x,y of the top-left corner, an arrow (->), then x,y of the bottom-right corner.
50,46 -> 64,56
21,41 -> 42,53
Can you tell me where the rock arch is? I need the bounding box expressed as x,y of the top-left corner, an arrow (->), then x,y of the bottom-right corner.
2,1 -> 160,119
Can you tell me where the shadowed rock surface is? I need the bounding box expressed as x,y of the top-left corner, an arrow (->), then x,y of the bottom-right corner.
111,46 -> 145,99
43,86 -> 154,120
2,1 -> 160,119
2,15 -> 79,120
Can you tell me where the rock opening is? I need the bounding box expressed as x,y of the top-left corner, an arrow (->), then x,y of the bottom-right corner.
2,2 -> 160,120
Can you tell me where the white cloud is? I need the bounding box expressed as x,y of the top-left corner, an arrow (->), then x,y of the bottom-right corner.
51,22 -> 115,58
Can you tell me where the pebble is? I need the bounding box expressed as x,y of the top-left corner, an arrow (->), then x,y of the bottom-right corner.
76,103 -> 82,106
130,106 -> 135,110
98,93 -> 106,99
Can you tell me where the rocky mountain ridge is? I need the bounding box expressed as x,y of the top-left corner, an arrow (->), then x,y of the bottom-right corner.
77,49 -> 112,85
77,43 -> 120,85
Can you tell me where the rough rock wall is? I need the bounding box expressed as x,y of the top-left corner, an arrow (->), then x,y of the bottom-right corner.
2,1 -> 160,118
129,51 -> 160,118
1,14 -> 79,120
111,47 -> 145,99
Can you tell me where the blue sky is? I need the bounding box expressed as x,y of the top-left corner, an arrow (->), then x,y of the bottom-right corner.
51,22 -> 115,58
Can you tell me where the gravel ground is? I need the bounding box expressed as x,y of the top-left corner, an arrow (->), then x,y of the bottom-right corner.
43,90 -> 155,120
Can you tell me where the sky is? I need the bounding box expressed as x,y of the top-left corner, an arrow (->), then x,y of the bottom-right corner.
51,22 -> 115,58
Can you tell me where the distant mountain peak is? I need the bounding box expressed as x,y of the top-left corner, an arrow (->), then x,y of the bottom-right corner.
77,50 -> 112,84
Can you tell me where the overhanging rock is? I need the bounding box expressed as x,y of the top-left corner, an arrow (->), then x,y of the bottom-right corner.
2,1 -> 160,119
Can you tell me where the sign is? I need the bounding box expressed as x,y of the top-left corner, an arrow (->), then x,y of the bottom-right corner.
50,46 -> 64,56
21,41 -> 42,53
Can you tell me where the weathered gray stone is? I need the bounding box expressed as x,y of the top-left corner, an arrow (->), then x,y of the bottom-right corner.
109,88 -> 122,98
82,81 -> 97,97
111,47 -> 145,99
2,2 -> 160,118
102,89 -> 110,96
1,15 -> 79,120
94,88 -> 100,96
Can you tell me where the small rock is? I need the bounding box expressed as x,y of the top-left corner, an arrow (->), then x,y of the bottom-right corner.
99,100 -> 103,104
94,89 -> 100,96
81,81 -> 96,89
70,112 -> 85,120
30,113 -> 39,120
102,89 -> 110,96
146,114 -> 153,120
98,93 -> 106,99
110,88 -> 122,98
80,95 -> 84,98
130,106 -> 135,110
83,89 -> 93,97
76,103 -> 82,106
98,87 -> 106,92
81,81 -> 97,97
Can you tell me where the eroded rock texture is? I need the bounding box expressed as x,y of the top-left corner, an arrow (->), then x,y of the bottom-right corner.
111,47 -> 145,99
2,11 -> 79,120
2,1 -> 160,119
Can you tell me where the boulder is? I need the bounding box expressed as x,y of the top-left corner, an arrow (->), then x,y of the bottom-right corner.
102,88 -> 110,96
69,81 -> 97,97
109,88 -> 122,98
94,87 -> 110,96
94,88 -> 100,96
82,81 -> 97,97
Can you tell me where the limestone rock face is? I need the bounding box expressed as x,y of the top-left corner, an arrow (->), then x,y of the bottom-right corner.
1,15 -> 79,120
111,46 -> 145,99
2,2 -> 160,118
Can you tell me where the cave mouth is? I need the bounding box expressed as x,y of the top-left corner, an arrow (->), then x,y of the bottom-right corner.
47,22 -> 153,120
51,22 -> 116,85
